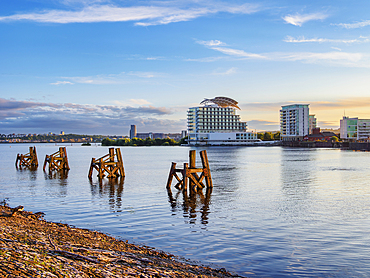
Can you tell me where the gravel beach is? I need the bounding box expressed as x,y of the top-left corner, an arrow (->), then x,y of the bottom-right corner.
0,204 -> 240,277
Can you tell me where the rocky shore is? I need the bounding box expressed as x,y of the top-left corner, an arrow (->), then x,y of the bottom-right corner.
0,205 -> 240,277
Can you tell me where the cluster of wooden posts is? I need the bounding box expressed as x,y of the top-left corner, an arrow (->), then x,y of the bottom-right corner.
166,150 -> 212,193
16,147 -> 213,193
15,147 -> 125,180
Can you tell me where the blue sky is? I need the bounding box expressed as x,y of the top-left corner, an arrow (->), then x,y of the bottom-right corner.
1,0 -> 370,135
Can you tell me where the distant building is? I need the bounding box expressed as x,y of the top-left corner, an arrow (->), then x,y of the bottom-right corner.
280,104 -> 309,141
309,114 -> 317,134
340,116 -> 370,141
340,117 -> 357,140
129,125 -> 137,139
187,96 -> 258,145
181,130 -> 187,138
304,128 -> 337,141
136,133 -> 166,140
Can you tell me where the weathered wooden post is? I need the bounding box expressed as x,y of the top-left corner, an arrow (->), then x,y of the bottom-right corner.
16,146 -> 38,168
88,148 -> 125,180
200,150 -> 213,188
43,147 -> 70,174
166,150 -> 212,194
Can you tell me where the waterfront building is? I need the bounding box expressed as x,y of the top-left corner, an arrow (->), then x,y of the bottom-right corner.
340,116 -> 370,141
280,104 -> 309,141
187,96 -> 258,145
309,115 -> 317,134
129,125 -> 137,139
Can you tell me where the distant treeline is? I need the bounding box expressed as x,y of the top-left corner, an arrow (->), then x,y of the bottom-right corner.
102,137 -> 187,146
257,131 -> 281,141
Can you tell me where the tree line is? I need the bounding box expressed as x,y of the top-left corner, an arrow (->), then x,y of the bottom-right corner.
257,131 -> 281,141
102,137 -> 187,146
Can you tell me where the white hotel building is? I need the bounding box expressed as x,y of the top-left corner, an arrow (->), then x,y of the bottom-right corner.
187,97 -> 259,145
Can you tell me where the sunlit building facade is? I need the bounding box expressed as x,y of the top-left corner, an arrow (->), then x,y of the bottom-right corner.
340,116 -> 370,141
309,114 -> 317,134
187,97 -> 258,145
280,104 -> 309,141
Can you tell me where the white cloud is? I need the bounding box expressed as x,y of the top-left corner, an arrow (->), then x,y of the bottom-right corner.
331,47 -> 342,51
272,51 -> 363,63
335,20 -> 370,29
212,46 -> 266,59
0,2 -> 260,26
197,40 -> 226,47
50,81 -> 74,85
52,71 -> 164,85
284,35 -> 370,44
211,67 -> 237,75
197,39 -> 369,67
197,40 -> 266,59
283,12 -> 329,27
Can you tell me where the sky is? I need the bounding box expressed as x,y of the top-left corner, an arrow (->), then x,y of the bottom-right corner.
1,0 -> 370,135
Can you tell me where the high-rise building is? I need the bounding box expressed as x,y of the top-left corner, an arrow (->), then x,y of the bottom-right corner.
309,114 -> 317,134
129,125 -> 137,139
187,96 -> 258,145
280,104 -> 309,141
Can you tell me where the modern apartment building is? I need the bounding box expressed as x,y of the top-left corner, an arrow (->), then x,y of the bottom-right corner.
280,104 -> 309,141
340,116 -> 370,141
187,97 -> 258,145
309,114 -> 317,134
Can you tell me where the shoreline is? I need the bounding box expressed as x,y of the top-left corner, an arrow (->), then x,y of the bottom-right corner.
0,204 -> 241,277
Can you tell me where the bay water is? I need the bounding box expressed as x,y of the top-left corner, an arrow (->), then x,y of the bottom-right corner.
1,144 -> 370,277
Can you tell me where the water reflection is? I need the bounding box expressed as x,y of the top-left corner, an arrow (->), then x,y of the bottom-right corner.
167,187 -> 212,226
89,177 -> 124,211
279,148 -> 317,220
43,171 -> 69,197
44,170 -> 69,181
16,167 -> 38,181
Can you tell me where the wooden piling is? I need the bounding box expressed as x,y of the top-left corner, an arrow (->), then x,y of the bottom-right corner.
43,147 -> 70,174
16,146 -> 38,169
166,150 -> 212,194
88,148 -> 125,180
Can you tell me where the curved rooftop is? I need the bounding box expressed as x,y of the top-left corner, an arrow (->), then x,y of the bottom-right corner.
200,96 -> 241,110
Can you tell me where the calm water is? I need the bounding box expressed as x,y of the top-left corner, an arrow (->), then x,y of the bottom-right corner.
1,144 -> 370,277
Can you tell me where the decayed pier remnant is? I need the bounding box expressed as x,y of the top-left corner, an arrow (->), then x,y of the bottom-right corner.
88,148 -> 125,180
166,150 -> 212,193
43,147 -> 70,174
15,146 -> 38,169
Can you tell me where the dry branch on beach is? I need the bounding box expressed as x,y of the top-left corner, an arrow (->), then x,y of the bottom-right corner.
0,204 -> 240,278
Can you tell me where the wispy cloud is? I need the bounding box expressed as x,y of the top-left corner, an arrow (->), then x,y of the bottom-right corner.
241,98 -> 370,111
0,98 -> 180,134
284,35 -> 370,44
52,71 -> 164,85
0,2 -> 260,26
211,67 -> 237,75
247,119 -> 279,131
197,39 -> 367,67
50,81 -> 74,85
335,20 -> 370,29
197,40 -> 266,59
283,12 -> 329,27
